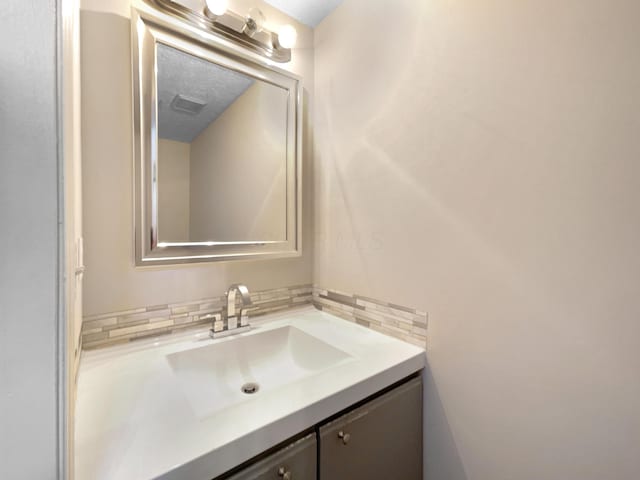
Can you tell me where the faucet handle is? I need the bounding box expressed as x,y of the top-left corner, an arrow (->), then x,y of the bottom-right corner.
202,313 -> 224,333
239,305 -> 259,327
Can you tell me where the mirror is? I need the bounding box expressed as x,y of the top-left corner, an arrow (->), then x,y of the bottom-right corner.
156,44 -> 288,243
132,8 -> 301,265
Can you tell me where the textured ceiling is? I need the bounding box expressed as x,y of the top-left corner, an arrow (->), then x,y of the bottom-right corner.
157,43 -> 254,143
264,0 -> 344,27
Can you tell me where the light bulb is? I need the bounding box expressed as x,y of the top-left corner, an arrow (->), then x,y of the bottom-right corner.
205,0 -> 228,17
277,24 -> 297,49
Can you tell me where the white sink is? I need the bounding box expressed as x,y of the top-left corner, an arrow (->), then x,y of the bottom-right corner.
167,325 -> 353,419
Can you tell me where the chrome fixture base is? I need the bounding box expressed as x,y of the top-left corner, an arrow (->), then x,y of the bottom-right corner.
148,0 -> 291,63
209,325 -> 252,339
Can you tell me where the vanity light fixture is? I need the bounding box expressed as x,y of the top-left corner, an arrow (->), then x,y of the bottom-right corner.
146,0 -> 296,63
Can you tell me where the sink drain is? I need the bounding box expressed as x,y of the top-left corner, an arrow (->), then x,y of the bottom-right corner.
241,382 -> 260,395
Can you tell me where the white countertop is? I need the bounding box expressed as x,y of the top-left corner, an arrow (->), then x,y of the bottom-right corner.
75,306 -> 426,480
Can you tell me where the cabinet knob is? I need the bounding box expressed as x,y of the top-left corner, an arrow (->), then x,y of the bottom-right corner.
337,430 -> 351,445
277,466 -> 292,480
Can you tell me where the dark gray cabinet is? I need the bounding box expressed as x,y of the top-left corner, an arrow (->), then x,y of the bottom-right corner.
226,433 -> 317,480
318,377 -> 423,480
218,375 -> 422,480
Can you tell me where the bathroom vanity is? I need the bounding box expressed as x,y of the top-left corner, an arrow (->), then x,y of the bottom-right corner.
75,307 -> 425,479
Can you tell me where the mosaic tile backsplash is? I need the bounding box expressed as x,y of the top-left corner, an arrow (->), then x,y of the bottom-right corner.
81,284 -> 428,350
81,284 -> 313,350
312,286 -> 428,348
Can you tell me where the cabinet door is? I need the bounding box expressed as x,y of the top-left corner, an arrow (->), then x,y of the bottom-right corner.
225,433 -> 316,480
319,377 -> 422,480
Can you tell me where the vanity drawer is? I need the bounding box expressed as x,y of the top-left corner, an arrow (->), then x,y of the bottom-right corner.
318,376 -> 423,480
224,433 -> 317,480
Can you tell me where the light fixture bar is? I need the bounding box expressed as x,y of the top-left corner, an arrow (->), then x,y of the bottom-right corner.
149,0 -> 292,63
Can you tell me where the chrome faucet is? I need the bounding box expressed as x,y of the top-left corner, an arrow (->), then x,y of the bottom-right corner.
209,284 -> 253,338
226,284 -> 252,328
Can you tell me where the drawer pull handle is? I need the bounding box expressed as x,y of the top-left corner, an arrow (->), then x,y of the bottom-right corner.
337,430 -> 351,445
277,466 -> 292,480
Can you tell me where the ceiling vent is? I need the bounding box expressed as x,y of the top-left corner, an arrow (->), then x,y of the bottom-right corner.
170,94 -> 207,115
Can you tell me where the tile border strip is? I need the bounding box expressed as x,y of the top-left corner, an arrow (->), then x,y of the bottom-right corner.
82,284 -> 427,350
81,284 -> 313,350
312,286 -> 428,348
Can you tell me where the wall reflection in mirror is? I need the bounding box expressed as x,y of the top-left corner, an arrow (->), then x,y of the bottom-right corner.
156,43 -> 288,244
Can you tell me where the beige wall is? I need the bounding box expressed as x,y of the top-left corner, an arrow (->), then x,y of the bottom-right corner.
314,0 -> 640,479
158,138 -> 190,242
81,0 -> 314,316
190,82 -> 287,242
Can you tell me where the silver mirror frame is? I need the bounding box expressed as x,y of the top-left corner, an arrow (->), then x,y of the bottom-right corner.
132,4 -> 302,266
